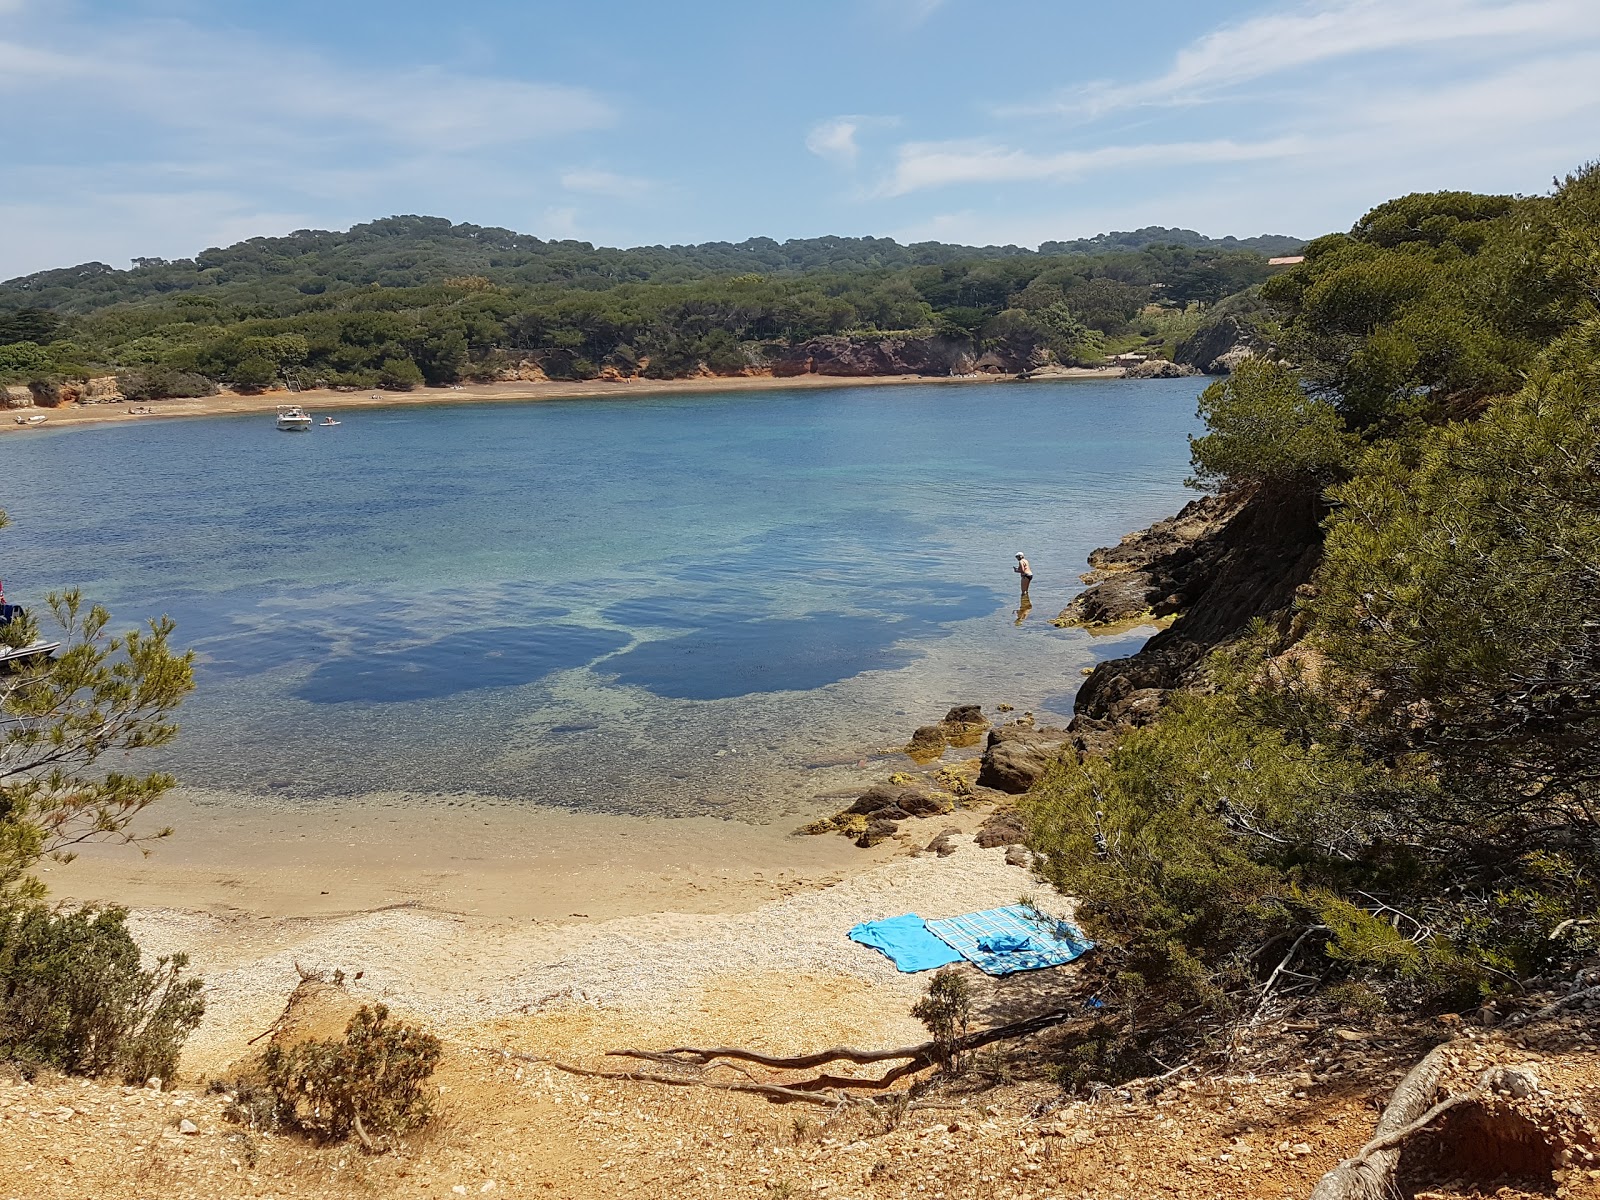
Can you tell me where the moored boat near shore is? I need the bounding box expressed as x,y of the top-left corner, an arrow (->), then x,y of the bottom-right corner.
276,404 -> 313,431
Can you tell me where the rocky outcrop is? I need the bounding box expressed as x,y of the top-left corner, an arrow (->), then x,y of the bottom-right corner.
1069,482 -> 1325,750
976,722 -> 1073,793
903,704 -> 991,761
974,807 -> 1026,848
1125,358 -> 1200,379
770,334 -> 994,378
2,385 -> 32,409
1055,494 -> 1244,630
493,359 -> 551,383
1175,314 -> 1265,375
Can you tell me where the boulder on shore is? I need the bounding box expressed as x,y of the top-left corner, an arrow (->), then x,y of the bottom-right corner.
976,723 -> 1073,794
975,807 -> 1027,848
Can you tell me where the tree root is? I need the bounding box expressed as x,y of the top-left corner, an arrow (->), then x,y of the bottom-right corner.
607,1006 -> 1078,1074
1308,1043 -> 1469,1200
495,1050 -> 891,1108
1308,1043 -> 1570,1200
485,1007 -> 1079,1110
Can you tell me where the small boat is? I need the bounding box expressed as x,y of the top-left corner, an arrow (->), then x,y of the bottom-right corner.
320,417 -> 341,426
0,600 -> 61,666
276,404 -> 313,431
12,413 -> 47,426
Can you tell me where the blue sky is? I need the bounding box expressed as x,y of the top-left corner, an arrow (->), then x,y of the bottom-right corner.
3,0 -> 1599,278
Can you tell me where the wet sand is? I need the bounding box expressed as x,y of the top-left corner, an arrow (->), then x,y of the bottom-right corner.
48,784 -> 998,924
2,368 -> 1127,436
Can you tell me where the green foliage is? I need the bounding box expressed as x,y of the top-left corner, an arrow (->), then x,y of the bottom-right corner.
0,217 -> 1299,388
255,1004 -> 442,1145
1026,169 -> 1600,1071
911,967 -> 972,1073
1309,370 -> 1600,872
0,307 -> 63,346
1,587 -> 195,902
0,901 -> 204,1082
1188,358 -> 1358,489
116,367 -> 218,402
0,341 -> 49,377
1262,184 -> 1553,427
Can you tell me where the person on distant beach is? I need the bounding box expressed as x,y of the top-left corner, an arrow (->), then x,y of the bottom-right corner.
1013,552 -> 1033,596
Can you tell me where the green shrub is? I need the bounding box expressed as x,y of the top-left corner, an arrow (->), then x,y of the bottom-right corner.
255,1004 -> 441,1145
0,902 -> 204,1082
911,967 -> 972,1073
1188,358 -> 1358,490
116,367 -> 218,402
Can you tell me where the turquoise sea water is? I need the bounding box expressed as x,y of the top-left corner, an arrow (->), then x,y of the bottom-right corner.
0,379 -> 1202,821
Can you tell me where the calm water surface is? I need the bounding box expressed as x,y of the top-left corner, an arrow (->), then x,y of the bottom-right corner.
0,380 -> 1202,820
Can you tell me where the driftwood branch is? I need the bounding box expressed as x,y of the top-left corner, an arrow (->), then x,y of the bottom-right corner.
608,1006 -> 1079,1073
496,1051 -> 879,1108
486,1007 -> 1080,1110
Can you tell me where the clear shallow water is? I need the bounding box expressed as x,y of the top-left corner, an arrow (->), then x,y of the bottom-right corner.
0,380 -> 1202,820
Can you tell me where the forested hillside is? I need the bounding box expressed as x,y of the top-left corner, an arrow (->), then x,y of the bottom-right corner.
0,218 -> 1297,397
1027,167 -> 1600,1083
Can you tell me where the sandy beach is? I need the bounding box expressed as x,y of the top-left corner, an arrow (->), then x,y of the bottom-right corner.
1,368 -> 1128,437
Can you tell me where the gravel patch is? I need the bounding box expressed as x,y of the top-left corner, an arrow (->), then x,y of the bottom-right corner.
126,841 -> 1056,1070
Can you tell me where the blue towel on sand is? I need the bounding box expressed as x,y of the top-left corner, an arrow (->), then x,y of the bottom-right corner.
848,914 -> 964,973
925,906 -> 1094,976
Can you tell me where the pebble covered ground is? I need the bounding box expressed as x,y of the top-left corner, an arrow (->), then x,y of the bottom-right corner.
4,842 -> 1598,1199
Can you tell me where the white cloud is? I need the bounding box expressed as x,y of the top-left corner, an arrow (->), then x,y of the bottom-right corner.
0,185 -> 316,277
559,169 -> 657,200
0,23 -> 613,153
1023,0 -> 1600,117
0,11 -> 622,275
540,206 -> 583,240
883,136 -> 1303,195
806,118 -> 863,165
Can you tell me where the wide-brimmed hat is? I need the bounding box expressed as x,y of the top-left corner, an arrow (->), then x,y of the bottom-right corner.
1015,552 -> 1025,558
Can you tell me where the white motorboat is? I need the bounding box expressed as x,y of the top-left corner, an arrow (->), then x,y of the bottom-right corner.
0,598 -> 61,666
276,404 -> 313,431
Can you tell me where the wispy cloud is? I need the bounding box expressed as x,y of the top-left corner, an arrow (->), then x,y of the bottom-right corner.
806,114 -> 902,168
0,10 -> 621,275
0,22 -> 613,153
560,169 -> 658,200
1021,0 -> 1600,117
875,0 -> 948,28
883,136 -> 1303,196
806,118 -> 864,165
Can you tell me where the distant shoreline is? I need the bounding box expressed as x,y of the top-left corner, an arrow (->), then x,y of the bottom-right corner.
1,366 -> 1130,436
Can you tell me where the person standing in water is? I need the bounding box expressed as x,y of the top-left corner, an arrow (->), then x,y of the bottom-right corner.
1013,552 -> 1033,596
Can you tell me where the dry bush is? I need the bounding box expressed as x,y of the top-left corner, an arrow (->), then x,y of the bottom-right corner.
239,1003 -> 442,1148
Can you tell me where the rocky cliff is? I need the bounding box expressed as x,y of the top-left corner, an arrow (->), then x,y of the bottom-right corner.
1174,313 -> 1265,374
768,333 -> 986,377
1063,482 -> 1324,750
